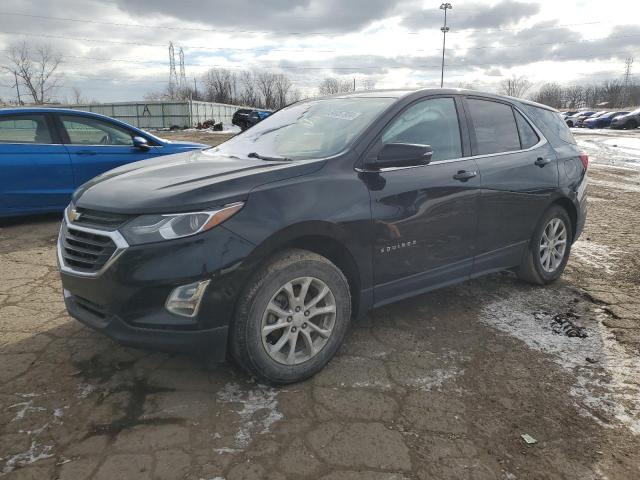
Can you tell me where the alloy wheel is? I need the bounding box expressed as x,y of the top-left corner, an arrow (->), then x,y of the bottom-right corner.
539,218 -> 568,273
260,276 -> 337,365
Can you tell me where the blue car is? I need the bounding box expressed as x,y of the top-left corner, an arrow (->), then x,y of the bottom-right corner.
584,111 -> 629,129
0,108 -> 206,217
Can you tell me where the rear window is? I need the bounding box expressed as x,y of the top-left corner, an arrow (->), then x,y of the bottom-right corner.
519,103 -> 577,147
466,99 -> 520,155
0,115 -> 53,144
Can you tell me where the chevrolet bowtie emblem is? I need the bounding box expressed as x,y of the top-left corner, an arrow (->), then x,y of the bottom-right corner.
69,208 -> 82,222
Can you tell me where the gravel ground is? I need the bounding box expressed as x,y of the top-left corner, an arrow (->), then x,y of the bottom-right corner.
1,130 -> 640,479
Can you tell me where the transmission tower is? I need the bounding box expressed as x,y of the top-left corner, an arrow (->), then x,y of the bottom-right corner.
168,42 -> 178,96
623,57 -> 634,107
178,47 -> 187,93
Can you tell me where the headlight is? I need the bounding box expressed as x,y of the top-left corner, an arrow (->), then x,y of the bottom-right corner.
120,202 -> 244,245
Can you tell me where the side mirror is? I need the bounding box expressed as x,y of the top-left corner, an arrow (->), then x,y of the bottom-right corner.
366,143 -> 433,170
133,136 -> 150,149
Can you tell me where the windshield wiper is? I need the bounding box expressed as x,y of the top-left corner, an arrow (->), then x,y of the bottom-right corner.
247,152 -> 292,162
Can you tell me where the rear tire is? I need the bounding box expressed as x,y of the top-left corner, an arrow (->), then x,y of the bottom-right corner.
517,206 -> 573,285
230,249 -> 351,384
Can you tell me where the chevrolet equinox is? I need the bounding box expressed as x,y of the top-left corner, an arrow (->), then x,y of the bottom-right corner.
58,89 -> 588,384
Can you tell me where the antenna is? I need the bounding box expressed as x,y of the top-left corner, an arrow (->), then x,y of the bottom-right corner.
168,42 -> 178,97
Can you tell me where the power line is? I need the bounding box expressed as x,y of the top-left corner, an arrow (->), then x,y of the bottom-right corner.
2,29 -> 639,55
0,10 -> 619,36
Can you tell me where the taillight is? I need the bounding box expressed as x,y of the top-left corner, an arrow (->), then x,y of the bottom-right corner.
579,152 -> 589,169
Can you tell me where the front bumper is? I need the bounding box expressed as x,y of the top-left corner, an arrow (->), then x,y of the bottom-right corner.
58,218 -> 256,360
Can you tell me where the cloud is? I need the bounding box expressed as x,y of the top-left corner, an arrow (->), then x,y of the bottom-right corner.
110,0 -> 404,34
402,0 -> 541,31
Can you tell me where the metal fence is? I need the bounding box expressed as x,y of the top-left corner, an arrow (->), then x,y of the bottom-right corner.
47,100 -> 244,129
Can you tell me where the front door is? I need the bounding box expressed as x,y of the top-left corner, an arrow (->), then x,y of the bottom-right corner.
55,114 -> 158,187
0,113 -> 72,212
364,96 -> 481,306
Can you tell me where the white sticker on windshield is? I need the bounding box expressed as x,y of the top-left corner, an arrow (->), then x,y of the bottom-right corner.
322,111 -> 362,121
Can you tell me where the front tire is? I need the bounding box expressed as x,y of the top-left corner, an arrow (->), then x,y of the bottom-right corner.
517,206 -> 573,285
230,249 -> 351,384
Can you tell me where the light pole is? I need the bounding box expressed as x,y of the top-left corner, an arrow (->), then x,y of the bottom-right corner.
440,3 -> 452,88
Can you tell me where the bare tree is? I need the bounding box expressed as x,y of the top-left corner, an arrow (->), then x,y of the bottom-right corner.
318,77 -> 353,96
202,68 -> 238,104
563,85 -> 584,109
2,42 -> 63,104
256,71 -> 278,109
499,76 -> 532,98
273,73 -> 293,109
531,83 -> 564,108
69,86 -> 84,104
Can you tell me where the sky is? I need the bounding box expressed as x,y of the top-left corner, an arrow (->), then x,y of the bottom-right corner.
0,0 -> 638,103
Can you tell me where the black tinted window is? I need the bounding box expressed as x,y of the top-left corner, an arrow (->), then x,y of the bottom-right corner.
518,103 -> 576,146
0,115 -> 52,144
514,110 -> 539,149
466,99 -> 520,155
382,97 -> 462,161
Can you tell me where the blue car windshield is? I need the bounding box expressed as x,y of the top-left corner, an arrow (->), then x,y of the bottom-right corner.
207,97 -> 395,161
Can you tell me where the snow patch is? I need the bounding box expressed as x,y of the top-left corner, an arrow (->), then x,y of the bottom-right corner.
478,287 -> 640,434
76,383 -> 96,399
8,400 -> 46,422
1,441 -> 54,475
215,383 -> 283,452
571,240 -> 620,274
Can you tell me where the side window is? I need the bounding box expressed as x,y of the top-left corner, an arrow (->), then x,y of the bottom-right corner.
60,115 -> 134,146
0,115 -> 52,144
520,105 -> 577,146
514,110 -> 539,149
382,97 -> 462,162
466,99 -> 520,155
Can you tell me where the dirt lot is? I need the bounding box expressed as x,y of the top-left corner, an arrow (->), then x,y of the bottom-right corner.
1,130 -> 640,479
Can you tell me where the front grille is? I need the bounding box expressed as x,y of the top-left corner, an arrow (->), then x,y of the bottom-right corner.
73,208 -> 131,229
60,223 -> 118,273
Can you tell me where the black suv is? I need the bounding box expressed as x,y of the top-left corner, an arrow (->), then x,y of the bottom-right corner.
58,89 -> 588,384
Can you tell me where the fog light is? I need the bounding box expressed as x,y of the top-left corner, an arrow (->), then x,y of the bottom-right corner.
165,280 -> 211,317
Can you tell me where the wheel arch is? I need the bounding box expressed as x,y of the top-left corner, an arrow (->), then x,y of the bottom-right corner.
242,221 -> 368,319
550,197 -> 578,242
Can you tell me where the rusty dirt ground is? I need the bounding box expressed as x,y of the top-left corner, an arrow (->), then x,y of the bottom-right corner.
1,130 -> 640,479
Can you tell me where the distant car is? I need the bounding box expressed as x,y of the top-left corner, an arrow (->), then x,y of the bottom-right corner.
0,108 -> 206,217
565,111 -> 595,127
583,111 -> 629,129
232,108 -> 271,131
610,108 -> 640,129
560,110 -> 579,119
575,110 -> 608,128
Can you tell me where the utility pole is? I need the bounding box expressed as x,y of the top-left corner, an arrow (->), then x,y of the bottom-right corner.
13,71 -> 22,105
440,3 -> 452,88
623,57 -> 634,107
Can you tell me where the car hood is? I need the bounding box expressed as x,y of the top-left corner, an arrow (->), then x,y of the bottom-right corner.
162,140 -> 208,149
73,149 -> 325,214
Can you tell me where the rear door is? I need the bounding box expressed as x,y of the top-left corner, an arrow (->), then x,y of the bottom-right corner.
366,96 -> 481,305
463,97 -> 559,274
0,113 -> 72,212
54,113 -> 159,187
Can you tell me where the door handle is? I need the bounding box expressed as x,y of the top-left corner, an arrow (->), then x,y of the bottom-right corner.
453,170 -> 477,181
76,150 -> 96,156
535,157 -> 551,167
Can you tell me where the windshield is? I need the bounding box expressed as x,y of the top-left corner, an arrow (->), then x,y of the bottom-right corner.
631,108 -> 640,115
208,97 -> 395,160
